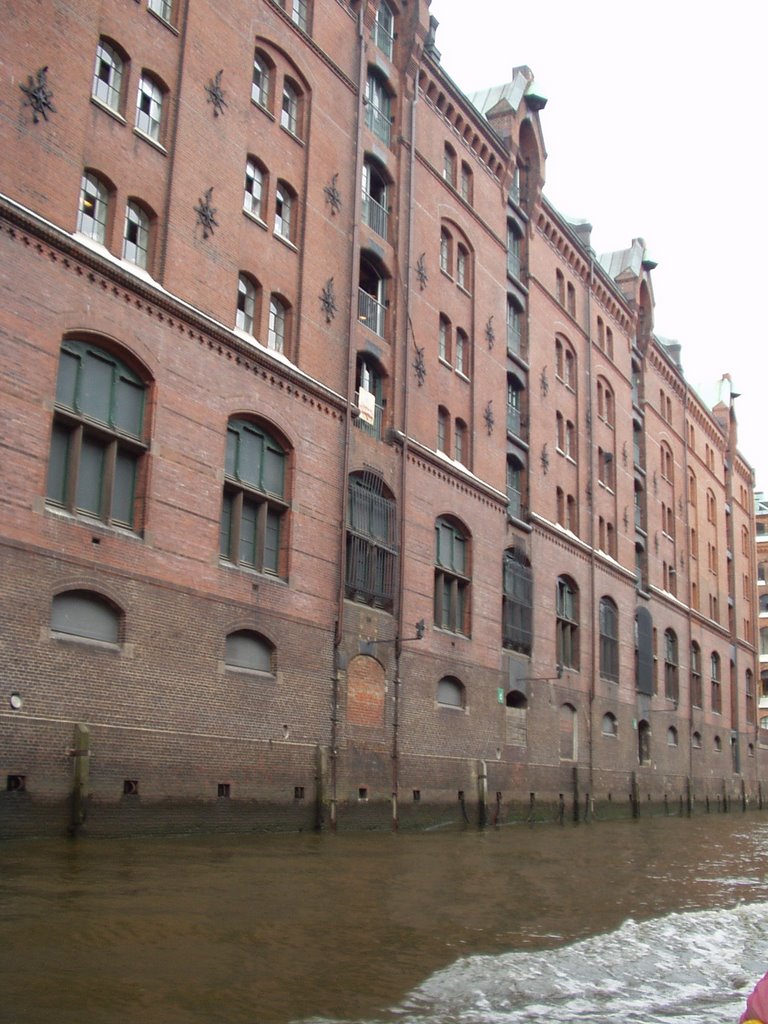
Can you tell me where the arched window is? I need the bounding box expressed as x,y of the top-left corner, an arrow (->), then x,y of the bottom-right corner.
437,406 -> 449,454
456,244 -> 470,291
502,548 -> 532,655
135,72 -> 165,142
435,517 -> 470,635
77,171 -> 111,243
252,51 -> 272,109
711,651 -> 722,713
690,641 -> 702,708
274,181 -> 295,241
225,630 -> 275,674
346,471 -> 398,609
123,200 -> 152,270
661,442 -> 674,483
692,730 -> 702,749
51,590 -> 120,644
664,628 -> 679,702
437,676 -> 465,708
362,158 -> 389,240
365,69 -> 392,145
244,157 -> 266,219
454,418 -> 467,465
283,0 -> 308,31
507,221 -> 522,278
455,329 -> 468,376
556,576 -> 579,669
236,274 -> 260,335
667,725 -> 678,747
506,456 -> 524,520
559,703 -> 576,760
597,377 -> 615,427
47,338 -> 148,528
92,39 -> 125,112
505,690 -> 528,746
599,597 -> 619,682
601,712 -> 618,737
440,228 -> 452,274
220,418 -> 288,575
506,296 -> 523,356
460,162 -> 473,204
280,78 -> 301,136
268,295 -> 289,353
148,0 -> 173,22
373,0 -> 394,57
438,314 -> 451,363
358,253 -> 387,336
354,354 -> 385,438
506,374 -> 524,437
443,143 -> 457,187
638,719 -> 651,765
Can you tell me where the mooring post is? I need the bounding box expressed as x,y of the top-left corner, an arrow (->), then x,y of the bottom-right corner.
69,723 -> 90,836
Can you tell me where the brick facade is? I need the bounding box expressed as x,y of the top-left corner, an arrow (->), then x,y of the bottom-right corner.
1,0 -> 763,837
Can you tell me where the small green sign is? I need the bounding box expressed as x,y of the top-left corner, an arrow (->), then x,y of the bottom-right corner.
497,688 -> 505,704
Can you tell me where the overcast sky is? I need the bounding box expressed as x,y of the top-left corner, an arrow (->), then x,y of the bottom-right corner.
430,0 -> 768,495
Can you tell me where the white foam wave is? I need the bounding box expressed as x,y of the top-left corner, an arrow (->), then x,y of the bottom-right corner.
390,901 -> 768,1023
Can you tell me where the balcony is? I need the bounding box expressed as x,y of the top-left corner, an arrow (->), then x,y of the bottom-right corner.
507,251 -> 521,280
507,486 -> 523,520
365,104 -> 391,146
362,193 -> 388,241
358,289 -> 386,337
507,323 -> 524,359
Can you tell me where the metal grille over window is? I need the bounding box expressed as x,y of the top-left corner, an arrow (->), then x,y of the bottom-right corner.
345,472 -> 398,610
503,549 -> 532,654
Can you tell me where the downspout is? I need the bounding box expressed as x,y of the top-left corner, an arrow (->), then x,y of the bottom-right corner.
586,257 -> 596,816
391,52 -> 421,832
682,380 -> 695,813
157,0 -> 191,284
330,7 -> 367,831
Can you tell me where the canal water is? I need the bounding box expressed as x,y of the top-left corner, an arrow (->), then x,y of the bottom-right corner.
2,814 -> 768,1024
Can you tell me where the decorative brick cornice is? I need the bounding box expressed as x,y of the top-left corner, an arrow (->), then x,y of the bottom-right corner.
0,195 -> 346,422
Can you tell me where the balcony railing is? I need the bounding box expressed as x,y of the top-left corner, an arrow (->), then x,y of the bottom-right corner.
372,21 -> 394,58
365,104 -> 391,145
507,323 -> 523,358
354,390 -> 384,439
507,486 -> 523,520
362,193 -> 388,240
507,251 -> 521,279
358,289 -> 386,337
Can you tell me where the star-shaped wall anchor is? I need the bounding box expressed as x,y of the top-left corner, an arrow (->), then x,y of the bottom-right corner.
413,346 -> 426,386
485,316 -> 495,350
324,174 -> 342,215
20,66 -> 55,123
484,400 -> 494,435
320,278 -> 337,323
416,253 -> 428,290
205,70 -> 228,117
194,187 -> 219,239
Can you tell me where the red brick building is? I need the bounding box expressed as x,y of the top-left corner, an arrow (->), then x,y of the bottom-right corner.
0,0 -> 761,836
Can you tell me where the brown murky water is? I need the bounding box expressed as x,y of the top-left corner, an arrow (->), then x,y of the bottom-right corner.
3,814 -> 768,1024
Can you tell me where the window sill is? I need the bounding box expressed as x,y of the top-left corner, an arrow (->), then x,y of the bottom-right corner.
50,630 -> 121,653
251,97 -> 275,121
133,128 -> 167,155
273,231 -> 298,252
455,370 -> 470,383
218,559 -> 287,586
438,356 -> 452,369
44,503 -> 144,540
90,97 -> 127,125
224,665 -> 276,682
280,124 -> 305,146
147,7 -> 179,34
243,209 -> 269,231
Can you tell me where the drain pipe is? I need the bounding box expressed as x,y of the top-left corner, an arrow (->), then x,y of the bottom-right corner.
391,50 -> 422,832
329,6 -> 367,831
586,256 -> 596,816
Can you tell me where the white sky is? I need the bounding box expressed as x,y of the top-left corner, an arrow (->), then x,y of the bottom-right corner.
430,0 -> 768,495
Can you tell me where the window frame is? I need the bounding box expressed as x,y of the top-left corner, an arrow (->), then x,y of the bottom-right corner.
220,418 -> 288,576
92,39 -> 125,114
77,171 -> 110,244
122,200 -> 151,270
135,72 -> 164,143
556,575 -> 579,669
434,516 -> 470,636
